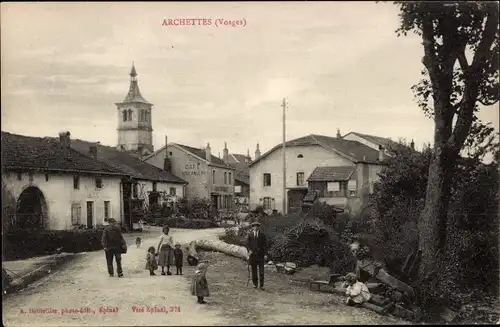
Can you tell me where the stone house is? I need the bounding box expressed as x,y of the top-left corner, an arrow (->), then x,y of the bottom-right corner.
2,131 -> 126,230
248,133 -> 388,216
220,142 -> 254,206
68,137 -> 187,227
143,138 -> 236,211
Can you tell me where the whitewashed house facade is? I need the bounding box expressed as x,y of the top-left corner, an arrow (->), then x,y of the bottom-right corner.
249,133 -> 388,216
2,131 -> 126,230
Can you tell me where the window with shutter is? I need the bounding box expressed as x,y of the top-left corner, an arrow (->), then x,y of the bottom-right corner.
71,203 -> 82,225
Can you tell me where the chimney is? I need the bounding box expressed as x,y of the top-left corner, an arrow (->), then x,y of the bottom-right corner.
165,135 -> 168,153
163,156 -> 171,172
378,145 -> 384,161
245,149 -> 251,163
223,142 -> 229,162
89,145 -> 98,158
59,131 -> 71,148
255,143 -> 261,160
205,142 -> 211,162
336,128 -> 341,139
410,139 -> 415,151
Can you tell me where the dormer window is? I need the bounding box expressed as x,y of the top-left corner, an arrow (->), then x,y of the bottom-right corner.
297,154 -> 304,158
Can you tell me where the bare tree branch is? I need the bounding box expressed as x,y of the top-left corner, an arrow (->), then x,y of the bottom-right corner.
421,17 -> 441,94
448,7 -> 499,151
469,5 -> 499,77
457,50 -> 469,72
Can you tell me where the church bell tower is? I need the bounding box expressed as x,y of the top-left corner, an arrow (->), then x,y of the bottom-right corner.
116,63 -> 154,156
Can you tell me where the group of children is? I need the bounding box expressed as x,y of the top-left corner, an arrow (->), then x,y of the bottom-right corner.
145,243 -> 184,275
142,231 -> 209,304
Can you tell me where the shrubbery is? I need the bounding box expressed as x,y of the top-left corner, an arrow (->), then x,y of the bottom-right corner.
269,217 -> 356,273
3,228 -> 105,260
221,210 -> 356,274
368,142 -> 499,308
164,216 -> 218,229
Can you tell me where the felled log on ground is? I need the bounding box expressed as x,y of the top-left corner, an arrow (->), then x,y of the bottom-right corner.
362,302 -> 387,315
194,239 -> 249,261
370,294 -> 391,306
186,241 -> 200,266
439,306 -> 458,323
357,259 -> 415,298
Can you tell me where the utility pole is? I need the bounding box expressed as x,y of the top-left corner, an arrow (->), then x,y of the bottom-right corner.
282,98 -> 287,215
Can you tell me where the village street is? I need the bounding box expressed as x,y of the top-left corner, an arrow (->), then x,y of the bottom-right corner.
2,227 -> 232,327
3,226 -> 407,326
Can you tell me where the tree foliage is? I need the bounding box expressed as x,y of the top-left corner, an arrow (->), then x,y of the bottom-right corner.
397,1 -> 499,159
393,1 -> 499,284
369,141 -> 499,300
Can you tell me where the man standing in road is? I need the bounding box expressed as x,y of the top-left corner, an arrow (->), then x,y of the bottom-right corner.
101,218 -> 127,277
246,221 -> 267,290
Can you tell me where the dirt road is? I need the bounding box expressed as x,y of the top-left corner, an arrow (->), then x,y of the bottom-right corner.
3,227 -> 408,326
2,227 -> 229,327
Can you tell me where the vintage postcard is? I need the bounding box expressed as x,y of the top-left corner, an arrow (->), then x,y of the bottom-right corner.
1,1 -> 499,326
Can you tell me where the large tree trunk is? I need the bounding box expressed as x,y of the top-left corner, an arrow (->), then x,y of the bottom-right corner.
191,239 -> 249,261
417,144 -> 456,279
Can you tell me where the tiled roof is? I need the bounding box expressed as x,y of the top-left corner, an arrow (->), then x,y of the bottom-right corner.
250,134 -> 381,166
235,167 -> 250,185
347,132 -> 407,152
176,144 -> 234,169
229,153 -> 251,163
69,139 -> 187,184
1,132 -> 125,176
307,166 -> 356,182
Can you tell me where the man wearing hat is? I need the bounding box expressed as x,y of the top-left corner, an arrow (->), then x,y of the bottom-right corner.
101,218 -> 127,277
246,221 -> 267,290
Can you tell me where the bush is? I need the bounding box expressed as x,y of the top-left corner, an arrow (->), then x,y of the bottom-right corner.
369,141 -> 499,304
177,219 -> 218,229
163,216 -> 218,229
256,214 -> 302,247
3,228 -> 104,260
164,216 -> 186,228
269,218 -> 356,272
220,226 -> 248,247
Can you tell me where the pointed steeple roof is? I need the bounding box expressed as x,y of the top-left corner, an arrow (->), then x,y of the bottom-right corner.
120,63 -> 151,104
130,62 -> 137,77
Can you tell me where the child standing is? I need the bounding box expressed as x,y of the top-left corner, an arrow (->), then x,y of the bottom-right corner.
145,246 -> 158,276
343,272 -> 371,306
191,262 -> 209,304
173,243 -> 183,275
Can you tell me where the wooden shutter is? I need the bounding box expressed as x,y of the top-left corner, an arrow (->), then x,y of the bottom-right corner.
71,203 -> 82,225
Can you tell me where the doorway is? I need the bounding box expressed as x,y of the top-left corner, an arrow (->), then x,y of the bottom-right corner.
122,181 -> 132,229
16,186 -> 48,230
86,201 -> 94,228
288,189 -> 308,214
211,194 -> 219,211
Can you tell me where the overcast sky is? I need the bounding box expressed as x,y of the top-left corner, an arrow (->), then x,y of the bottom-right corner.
1,2 -> 498,158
